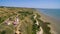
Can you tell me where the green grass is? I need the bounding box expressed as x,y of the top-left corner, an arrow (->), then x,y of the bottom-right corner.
0,16 -> 7,23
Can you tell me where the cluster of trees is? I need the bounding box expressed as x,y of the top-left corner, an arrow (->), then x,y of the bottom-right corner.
0,6 -> 5,8
30,15 -> 40,34
18,11 -> 33,20
18,11 -> 33,16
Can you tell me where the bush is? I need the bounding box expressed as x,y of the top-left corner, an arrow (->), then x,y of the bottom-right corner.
1,30 -> 6,34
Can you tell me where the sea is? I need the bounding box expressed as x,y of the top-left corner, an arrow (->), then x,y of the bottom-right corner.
38,8 -> 60,34
38,9 -> 60,20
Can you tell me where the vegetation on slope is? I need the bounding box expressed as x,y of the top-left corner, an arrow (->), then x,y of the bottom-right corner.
0,6 -> 51,34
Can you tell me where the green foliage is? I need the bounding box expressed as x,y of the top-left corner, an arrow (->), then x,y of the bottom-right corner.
0,17 -> 6,23
0,6 -> 5,8
18,11 -> 33,16
0,7 -> 51,34
36,13 -> 41,18
19,15 -> 24,20
28,14 -> 40,34
1,30 -> 6,34
30,15 -> 36,23
32,23 -> 40,34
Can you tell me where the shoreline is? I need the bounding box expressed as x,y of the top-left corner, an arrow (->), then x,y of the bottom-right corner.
39,12 -> 57,34
36,10 -> 59,34
40,11 -> 60,34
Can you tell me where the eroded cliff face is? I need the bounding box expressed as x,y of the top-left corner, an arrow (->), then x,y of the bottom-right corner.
0,7 -> 51,34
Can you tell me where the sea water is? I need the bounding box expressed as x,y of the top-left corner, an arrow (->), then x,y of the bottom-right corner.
39,9 -> 60,20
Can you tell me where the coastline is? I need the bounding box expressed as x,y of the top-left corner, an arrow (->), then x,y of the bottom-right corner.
36,10 -> 59,34
39,12 -> 57,34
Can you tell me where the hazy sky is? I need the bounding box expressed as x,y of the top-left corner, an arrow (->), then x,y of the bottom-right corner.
0,0 -> 60,8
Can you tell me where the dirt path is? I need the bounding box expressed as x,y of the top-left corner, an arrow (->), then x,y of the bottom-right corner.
14,16 -> 22,34
37,27 -> 43,34
34,14 -> 43,34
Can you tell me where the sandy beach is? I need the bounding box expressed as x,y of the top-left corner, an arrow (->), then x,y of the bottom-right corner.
37,11 -> 59,34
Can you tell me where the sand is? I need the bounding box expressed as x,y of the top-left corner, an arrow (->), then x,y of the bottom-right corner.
37,11 -> 59,34
37,27 -> 43,34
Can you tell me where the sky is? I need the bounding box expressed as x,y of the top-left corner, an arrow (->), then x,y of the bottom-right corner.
0,0 -> 60,9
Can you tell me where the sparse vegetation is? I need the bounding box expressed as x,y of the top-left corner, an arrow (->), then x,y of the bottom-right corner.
37,18 -> 51,34
0,6 -> 51,34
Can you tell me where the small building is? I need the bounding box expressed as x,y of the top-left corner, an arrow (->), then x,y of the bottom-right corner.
13,16 -> 19,26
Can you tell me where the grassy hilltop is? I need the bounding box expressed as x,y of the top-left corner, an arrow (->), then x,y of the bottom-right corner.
0,6 -> 51,34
